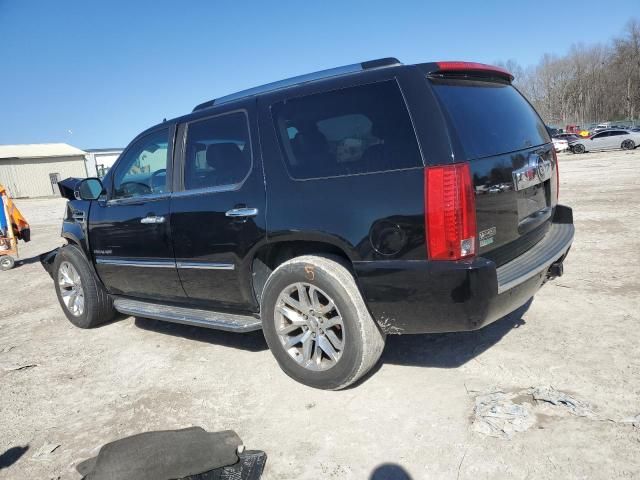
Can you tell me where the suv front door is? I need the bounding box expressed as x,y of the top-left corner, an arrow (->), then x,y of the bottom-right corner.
170,105 -> 266,311
89,126 -> 186,301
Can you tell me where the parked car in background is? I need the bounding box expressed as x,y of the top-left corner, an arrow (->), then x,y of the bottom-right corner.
546,126 -> 560,137
552,137 -> 569,152
554,133 -> 581,142
569,129 -> 640,153
593,122 -> 611,133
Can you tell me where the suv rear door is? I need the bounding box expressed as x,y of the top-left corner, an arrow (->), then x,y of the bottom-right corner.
170,102 -> 266,311
89,126 -> 187,301
426,72 -> 558,266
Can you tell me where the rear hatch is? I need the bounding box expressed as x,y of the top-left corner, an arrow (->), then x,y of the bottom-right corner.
426,68 -> 558,266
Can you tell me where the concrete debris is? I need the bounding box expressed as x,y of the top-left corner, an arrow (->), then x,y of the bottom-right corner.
472,391 -> 536,439
529,386 -> 595,417
473,386 -> 595,439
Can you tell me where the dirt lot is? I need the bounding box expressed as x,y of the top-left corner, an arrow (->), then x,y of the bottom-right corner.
1,149 -> 639,479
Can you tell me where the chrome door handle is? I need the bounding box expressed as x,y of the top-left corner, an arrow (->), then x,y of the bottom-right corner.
140,215 -> 165,224
225,207 -> 258,218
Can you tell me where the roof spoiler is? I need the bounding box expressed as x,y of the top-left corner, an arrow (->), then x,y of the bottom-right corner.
420,61 -> 514,82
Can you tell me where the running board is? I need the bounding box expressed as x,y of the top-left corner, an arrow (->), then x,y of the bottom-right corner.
113,298 -> 262,332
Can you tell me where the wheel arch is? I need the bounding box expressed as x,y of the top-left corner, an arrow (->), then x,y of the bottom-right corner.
60,231 -> 107,290
250,236 -> 357,307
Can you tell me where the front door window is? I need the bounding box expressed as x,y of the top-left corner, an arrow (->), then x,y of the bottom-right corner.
112,129 -> 170,199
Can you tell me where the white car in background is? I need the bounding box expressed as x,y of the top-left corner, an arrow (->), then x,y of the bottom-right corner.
552,137 -> 569,152
569,129 -> 640,154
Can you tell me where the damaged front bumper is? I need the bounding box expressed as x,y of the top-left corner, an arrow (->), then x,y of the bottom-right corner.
40,248 -> 59,279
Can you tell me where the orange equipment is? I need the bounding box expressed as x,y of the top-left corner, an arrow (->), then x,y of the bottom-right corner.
0,185 -> 31,270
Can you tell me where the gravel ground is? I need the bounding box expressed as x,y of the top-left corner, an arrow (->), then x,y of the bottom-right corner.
1,149 -> 639,479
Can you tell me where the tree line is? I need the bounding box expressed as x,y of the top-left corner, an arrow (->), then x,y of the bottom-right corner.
498,18 -> 640,129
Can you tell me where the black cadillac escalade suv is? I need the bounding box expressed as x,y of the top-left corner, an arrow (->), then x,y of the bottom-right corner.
44,58 -> 574,390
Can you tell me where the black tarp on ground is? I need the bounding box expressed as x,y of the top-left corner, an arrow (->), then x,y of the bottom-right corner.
77,427 -> 260,480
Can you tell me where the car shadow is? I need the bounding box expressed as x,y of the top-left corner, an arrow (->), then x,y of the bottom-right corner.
379,298 -> 532,369
133,297 -> 530,375
133,317 -> 268,352
0,445 -> 29,470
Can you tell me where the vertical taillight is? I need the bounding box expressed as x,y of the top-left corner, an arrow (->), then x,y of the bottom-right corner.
552,148 -> 560,201
424,163 -> 477,260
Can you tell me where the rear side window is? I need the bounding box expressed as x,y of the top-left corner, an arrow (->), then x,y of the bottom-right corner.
430,79 -> 549,160
272,80 -> 422,179
183,112 -> 251,190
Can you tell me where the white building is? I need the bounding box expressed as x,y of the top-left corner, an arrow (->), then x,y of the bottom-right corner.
0,143 -> 88,198
85,148 -> 123,177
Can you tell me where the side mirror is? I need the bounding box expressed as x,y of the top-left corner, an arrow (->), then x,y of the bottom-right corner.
76,178 -> 104,201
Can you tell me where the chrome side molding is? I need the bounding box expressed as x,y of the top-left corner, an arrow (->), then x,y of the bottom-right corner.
95,258 -> 175,268
95,257 -> 235,271
176,261 -> 235,270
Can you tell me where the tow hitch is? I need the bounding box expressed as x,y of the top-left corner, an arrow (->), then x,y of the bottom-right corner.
547,260 -> 564,279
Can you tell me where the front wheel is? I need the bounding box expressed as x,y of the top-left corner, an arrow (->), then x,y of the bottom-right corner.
572,144 -> 586,154
53,245 -> 115,328
621,139 -> 635,150
261,255 -> 386,390
0,256 -> 15,270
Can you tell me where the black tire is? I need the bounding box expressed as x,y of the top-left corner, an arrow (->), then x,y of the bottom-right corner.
261,254 -> 386,390
0,256 -> 15,270
572,143 -> 586,154
621,139 -> 635,150
53,244 -> 115,328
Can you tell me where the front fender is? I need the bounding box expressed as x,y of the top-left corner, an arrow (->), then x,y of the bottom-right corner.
59,200 -> 107,289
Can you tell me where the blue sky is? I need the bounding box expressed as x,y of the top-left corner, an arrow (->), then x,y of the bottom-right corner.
0,0 -> 636,149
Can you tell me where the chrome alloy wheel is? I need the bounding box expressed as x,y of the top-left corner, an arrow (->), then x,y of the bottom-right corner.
58,261 -> 85,316
274,282 -> 345,371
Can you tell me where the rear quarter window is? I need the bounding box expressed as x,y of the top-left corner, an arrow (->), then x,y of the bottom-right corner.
272,80 -> 423,180
430,78 -> 549,160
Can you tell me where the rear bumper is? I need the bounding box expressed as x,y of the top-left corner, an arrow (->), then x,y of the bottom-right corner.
354,205 -> 574,334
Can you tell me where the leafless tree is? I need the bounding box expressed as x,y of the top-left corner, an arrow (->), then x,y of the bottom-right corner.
498,18 -> 640,129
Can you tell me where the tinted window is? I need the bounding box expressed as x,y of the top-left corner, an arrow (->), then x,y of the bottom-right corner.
113,129 -> 169,199
272,80 -> 422,179
430,79 -> 548,160
609,130 -> 627,136
592,132 -> 609,138
183,112 -> 251,190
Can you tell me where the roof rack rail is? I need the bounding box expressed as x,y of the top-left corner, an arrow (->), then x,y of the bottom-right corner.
193,57 -> 401,112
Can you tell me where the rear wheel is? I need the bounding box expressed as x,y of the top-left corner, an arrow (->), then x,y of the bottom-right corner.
622,139 -> 635,150
54,245 -> 115,328
261,255 -> 385,390
572,143 -> 586,154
